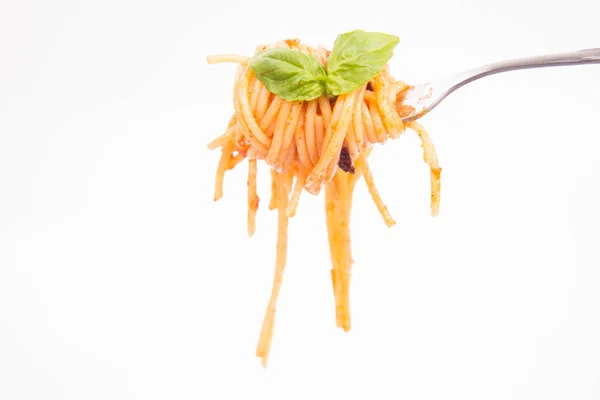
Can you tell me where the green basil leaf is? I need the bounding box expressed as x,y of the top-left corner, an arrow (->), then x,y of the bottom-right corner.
248,48 -> 326,101
325,30 -> 400,96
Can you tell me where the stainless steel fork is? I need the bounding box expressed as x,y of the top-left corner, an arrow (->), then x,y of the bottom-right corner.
399,48 -> 600,122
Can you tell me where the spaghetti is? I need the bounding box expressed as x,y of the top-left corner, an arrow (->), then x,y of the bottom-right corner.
207,38 -> 441,367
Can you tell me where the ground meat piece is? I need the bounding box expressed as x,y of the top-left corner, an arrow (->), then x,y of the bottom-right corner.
338,145 -> 355,174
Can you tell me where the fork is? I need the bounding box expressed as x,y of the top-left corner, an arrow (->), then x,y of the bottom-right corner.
399,48 -> 600,122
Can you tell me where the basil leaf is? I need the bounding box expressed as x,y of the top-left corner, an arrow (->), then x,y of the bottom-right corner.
248,48 -> 327,101
325,30 -> 400,96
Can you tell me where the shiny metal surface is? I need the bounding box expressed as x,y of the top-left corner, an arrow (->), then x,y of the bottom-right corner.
399,48 -> 600,122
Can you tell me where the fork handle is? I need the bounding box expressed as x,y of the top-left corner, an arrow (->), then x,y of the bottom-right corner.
405,48 -> 600,122
457,48 -> 600,89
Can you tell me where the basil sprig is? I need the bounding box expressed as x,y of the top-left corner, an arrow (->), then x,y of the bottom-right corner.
248,30 -> 400,101
325,31 -> 399,96
248,48 -> 327,101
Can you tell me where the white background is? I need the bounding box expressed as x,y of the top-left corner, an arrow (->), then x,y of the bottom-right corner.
1,0 -> 599,399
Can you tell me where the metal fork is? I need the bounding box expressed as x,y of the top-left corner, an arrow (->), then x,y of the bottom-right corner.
399,48 -> 600,122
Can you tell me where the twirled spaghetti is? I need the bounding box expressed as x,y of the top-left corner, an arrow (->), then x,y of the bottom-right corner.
207,38 -> 441,367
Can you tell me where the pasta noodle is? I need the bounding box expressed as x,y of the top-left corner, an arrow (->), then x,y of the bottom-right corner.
206,38 -> 442,367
